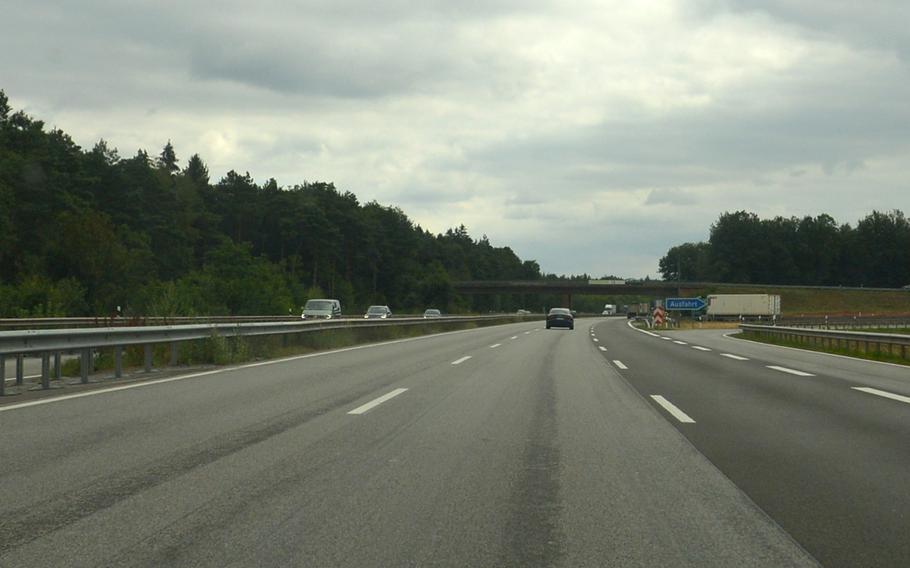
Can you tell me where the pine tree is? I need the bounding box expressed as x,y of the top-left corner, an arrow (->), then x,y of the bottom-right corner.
157,140 -> 179,174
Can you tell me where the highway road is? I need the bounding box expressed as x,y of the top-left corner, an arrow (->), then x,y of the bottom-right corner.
0,317 -> 905,566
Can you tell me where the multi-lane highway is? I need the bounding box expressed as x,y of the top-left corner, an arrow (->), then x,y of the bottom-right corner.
1,317 -> 907,566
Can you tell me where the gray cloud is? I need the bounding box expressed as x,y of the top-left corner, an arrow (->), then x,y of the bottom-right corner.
2,0 -> 908,277
645,189 -> 697,206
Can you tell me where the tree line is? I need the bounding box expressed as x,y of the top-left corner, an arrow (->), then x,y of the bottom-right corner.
658,210 -> 910,288
0,89 -> 544,317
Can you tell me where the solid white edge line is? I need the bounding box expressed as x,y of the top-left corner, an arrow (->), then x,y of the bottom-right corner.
598,346 -> 607,352
766,365 -> 815,377
651,395 -> 696,423
627,320 -> 659,337
489,343 -> 502,349
451,356 -> 472,365
691,346 -> 712,351
347,388 -> 409,415
720,353 -> 749,361
0,324 -> 498,414
851,387 -> 910,405
612,360 -> 628,370
725,331 -> 910,370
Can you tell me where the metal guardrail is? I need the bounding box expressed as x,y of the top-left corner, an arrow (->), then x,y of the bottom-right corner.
775,317 -> 910,330
0,314 -> 503,330
0,315 -> 301,330
0,315 -> 537,395
739,324 -> 910,361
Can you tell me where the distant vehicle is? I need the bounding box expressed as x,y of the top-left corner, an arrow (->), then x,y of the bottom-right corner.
903,284 -> 910,290
603,304 -> 616,316
302,298 -> 341,319
589,279 -> 626,285
707,294 -> 781,317
423,308 -> 442,318
364,305 -> 392,319
546,307 -> 574,330
516,309 -> 532,315
626,302 -> 649,318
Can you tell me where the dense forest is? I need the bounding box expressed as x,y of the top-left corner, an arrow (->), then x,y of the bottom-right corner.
0,90 -> 546,317
659,210 -> 910,288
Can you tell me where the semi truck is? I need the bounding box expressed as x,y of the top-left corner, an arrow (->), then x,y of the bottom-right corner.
706,294 -> 781,317
626,302 -> 651,318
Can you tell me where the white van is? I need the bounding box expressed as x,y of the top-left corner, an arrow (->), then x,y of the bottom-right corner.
302,299 -> 342,319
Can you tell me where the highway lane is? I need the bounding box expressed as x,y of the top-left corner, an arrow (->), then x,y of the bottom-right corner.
594,319 -> 910,568
0,319 -> 815,567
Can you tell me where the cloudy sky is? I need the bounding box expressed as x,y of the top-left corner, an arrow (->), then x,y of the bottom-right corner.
3,0 -> 908,277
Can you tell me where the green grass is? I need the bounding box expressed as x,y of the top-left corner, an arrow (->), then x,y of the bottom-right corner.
739,331 -> 910,367
677,285 -> 910,317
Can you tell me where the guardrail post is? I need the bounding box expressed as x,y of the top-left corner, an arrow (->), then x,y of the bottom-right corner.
41,352 -> 50,389
115,346 -> 123,378
170,342 -> 178,366
16,354 -> 24,385
1,354 -> 5,396
81,349 -> 91,384
144,344 -> 152,373
54,352 -> 61,379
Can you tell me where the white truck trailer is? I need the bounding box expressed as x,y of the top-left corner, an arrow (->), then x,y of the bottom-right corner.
706,294 -> 781,317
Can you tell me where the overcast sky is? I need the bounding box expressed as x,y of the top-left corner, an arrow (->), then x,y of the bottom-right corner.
3,0 -> 908,277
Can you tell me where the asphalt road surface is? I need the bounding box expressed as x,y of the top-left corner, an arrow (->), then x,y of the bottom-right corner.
0,317 -> 905,566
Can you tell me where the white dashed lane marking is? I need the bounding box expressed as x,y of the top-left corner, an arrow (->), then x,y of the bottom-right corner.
348,388 -> 409,415
651,395 -> 696,424
767,365 -> 814,377
612,360 -> 628,370
852,387 -> 910,405
720,353 -> 749,361
691,346 -> 712,352
451,356 -> 472,365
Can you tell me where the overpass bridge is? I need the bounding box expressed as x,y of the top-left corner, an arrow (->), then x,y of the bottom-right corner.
452,280 -> 686,308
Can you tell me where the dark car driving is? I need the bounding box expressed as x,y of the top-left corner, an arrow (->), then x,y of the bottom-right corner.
546,307 -> 574,330
364,305 -> 392,319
